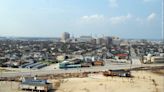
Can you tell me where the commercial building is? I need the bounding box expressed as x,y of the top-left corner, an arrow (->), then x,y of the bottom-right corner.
115,54 -> 128,59
77,36 -> 93,43
143,53 -> 164,63
151,56 -> 164,63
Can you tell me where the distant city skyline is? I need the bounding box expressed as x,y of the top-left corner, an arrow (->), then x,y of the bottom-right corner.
0,0 -> 163,39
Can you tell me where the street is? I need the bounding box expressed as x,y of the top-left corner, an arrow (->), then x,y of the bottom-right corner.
1,63 -> 164,78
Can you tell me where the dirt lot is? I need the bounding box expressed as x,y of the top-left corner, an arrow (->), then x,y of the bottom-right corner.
0,81 -> 24,92
56,70 -> 164,92
0,70 -> 164,92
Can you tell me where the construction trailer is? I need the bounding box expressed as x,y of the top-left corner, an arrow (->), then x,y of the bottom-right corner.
103,69 -> 131,77
92,61 -> 104,66
19,77 -> 52,92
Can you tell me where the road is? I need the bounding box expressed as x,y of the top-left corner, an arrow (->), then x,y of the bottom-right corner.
1,63 -> 164,78
130,44 -> 142,65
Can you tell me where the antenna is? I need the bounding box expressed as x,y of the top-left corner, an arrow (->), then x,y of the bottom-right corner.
95,34 -> 97,38
102,34 -> 105,38
162,0 -> 164,43
72,34 -> 74,38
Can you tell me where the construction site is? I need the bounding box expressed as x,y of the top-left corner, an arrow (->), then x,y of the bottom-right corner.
0,66 -> 164,92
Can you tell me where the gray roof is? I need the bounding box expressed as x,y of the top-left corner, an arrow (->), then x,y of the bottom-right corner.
21,79 -> 50,86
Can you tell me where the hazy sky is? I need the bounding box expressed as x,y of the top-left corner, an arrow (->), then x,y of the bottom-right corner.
0,0 -> 163,39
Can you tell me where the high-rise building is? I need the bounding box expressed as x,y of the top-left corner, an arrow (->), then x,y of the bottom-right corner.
112,36 -> 121,46
104,36 -> 113,48
61,32 -> 70,42
96,38 -> 104,45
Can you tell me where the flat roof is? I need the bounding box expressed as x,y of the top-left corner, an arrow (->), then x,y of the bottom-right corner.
21,79 -> 50,86
21,82 -> 50,86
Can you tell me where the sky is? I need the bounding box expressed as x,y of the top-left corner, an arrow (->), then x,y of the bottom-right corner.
0,0 -> 163,39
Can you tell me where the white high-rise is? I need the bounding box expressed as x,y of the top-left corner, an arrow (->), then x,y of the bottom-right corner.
61,32 -> 70,42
